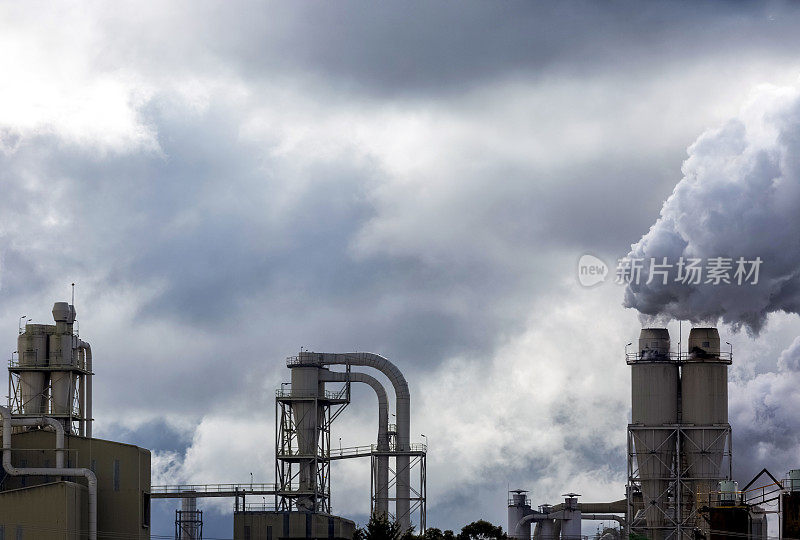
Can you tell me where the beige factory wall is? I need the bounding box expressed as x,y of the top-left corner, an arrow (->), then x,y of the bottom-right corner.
0,430 -> 151,540
233,511 -> 356,540
0,481 -> 88,539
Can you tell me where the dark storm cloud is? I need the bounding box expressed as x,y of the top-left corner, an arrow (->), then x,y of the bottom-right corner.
4,1 -> 800,534
99,418 -> 193,453
98,1 -> 800,98
0,88 -> 557,395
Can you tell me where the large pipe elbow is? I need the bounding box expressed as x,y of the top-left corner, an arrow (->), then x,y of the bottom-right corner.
318,369 -> 389,448
319,369 -> 391,516
1,406 -> 97,540
309,352 -> 409,446
514,512 -> 550,536
302,351 -> 413,529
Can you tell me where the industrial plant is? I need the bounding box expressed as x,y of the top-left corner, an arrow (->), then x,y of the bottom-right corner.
2,302 -> 800,540
0,301 -> 426,539
509,327 -> 800,540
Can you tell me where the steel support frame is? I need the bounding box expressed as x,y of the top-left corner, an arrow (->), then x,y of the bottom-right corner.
370,450 -> 426,533
175,509 -> 203,540
626,424 -> 732,540
275,388 -> 349,514
7,367 -> 89,436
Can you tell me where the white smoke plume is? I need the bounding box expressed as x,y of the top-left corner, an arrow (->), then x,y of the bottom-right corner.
623,84 -> 800,334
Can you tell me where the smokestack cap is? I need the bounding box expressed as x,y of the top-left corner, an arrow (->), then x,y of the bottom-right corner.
638,328 -> 670,358
687,327 -> 720,357
52,302 -> 75,323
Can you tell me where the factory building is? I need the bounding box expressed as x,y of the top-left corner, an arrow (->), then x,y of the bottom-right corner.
0,302 -> 151,540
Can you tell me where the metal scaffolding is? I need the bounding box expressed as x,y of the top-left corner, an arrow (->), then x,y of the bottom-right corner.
626,424 -> 732,540
175,508 -> 203,539
371,446 -> 426,531
7,356 -> 91,436
274,381 -> 350,513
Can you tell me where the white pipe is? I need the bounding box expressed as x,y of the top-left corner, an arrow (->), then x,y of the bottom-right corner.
514,512 -> 550,537
79,341 -> 92,438
319,369 -> 390,516
305,352 -> 412,530
581,514 -> 625,525
10,416 -> 65,468
1,406 -> 97,540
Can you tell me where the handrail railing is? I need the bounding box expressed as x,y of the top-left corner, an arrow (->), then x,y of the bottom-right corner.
9,358 -> 90,370
275,384 -> 348,400
151,483 -> 276,494
626,351 -> 732,365
239,502 -> 277,511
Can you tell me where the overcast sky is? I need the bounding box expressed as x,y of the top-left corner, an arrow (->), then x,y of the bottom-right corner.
3,2 -> 800,538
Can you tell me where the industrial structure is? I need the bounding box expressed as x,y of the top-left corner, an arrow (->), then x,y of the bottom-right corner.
151,351 -> 426,540
13,302 -> 800,540
627,327 -> 734,540
0,302 -> 151,540
509,326 -> 800,540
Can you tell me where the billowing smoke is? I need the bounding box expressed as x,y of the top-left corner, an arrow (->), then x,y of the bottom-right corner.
623,84 -> 800,334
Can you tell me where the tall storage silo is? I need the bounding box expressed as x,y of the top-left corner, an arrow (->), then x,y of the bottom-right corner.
290,363 -> 324,510
681,328 -> 728,514
508,490 -> 531,540
50,302 -> 77,416
631,328 -> 678,540
16,324 -> 49,415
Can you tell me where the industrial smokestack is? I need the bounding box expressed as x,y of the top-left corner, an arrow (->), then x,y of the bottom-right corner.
681,327 -> 728,530
630,328 -> 677,540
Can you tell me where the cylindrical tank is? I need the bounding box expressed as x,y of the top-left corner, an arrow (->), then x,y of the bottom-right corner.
682,328 -> 727,506
538,518 -> 555,540
508,490 -> 531,539
291,364 -> 323,510
560,496 -> 582,540
50,304 -> 77,416
631,328 -> 677,540
17,324 -> 49,415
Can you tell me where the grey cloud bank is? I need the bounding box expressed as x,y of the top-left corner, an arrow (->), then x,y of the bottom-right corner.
2,0 -> 800,535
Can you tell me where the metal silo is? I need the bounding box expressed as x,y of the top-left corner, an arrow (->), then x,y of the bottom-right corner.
290,363 -> 324,510
16,324 -> 49,415
681,328 -> 728,515
508,490 -> 531,540
631,328 -> 678,540
50,302 -> 77,416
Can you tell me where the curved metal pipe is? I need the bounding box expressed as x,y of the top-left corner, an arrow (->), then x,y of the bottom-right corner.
319,369 -> 390,516
514,512 -> 550,537
1,406 -> 97,540
10,416 -> 65,468
79,341 -> 92,438
304,352 -> 412,530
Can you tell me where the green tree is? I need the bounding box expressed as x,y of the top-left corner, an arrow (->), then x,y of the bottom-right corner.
420,528 -> 457,540
457,520 -> 507,540
354,514 -> 416,540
